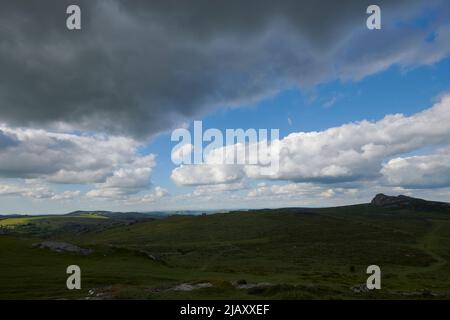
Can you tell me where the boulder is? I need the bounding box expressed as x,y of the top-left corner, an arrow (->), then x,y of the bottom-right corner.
32,241 -> 93,255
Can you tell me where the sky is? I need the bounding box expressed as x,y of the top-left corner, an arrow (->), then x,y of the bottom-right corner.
1,0 -> 450,214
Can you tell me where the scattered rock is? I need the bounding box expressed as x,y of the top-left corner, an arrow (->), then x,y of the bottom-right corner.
138,250 -> 160,261
32,241 -> 93,255
84,286 -> 114,300
390,289 -> 446,298
170,282 -> 213,291
235,282 -> 272,289
350,283 -> 370,293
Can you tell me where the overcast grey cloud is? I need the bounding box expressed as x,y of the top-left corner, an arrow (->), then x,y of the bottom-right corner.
0,0 -> 447,138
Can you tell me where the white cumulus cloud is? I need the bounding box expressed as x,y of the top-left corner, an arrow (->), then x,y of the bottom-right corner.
171,94 -> 450,187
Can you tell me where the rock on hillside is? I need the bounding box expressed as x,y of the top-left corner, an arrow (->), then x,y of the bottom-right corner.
32,241 -> 93,255
371,194 -> 450,211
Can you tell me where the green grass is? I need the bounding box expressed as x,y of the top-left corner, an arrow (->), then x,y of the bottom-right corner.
0,214 -> 108,227
0,216 -> 51,226
1,205 -> 450,299
0,214 -> 116,238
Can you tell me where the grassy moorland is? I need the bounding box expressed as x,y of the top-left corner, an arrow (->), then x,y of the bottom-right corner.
1,198 -> 450,300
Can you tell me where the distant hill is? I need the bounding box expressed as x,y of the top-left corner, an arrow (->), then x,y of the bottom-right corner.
64,210 -> 221,220
65,210 -> 161,221
371,193 -> 450,212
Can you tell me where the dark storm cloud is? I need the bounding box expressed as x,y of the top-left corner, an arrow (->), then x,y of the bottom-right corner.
0,0 -> 446,138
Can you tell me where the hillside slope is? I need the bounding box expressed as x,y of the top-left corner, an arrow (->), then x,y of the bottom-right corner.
1,197 -> 450,299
